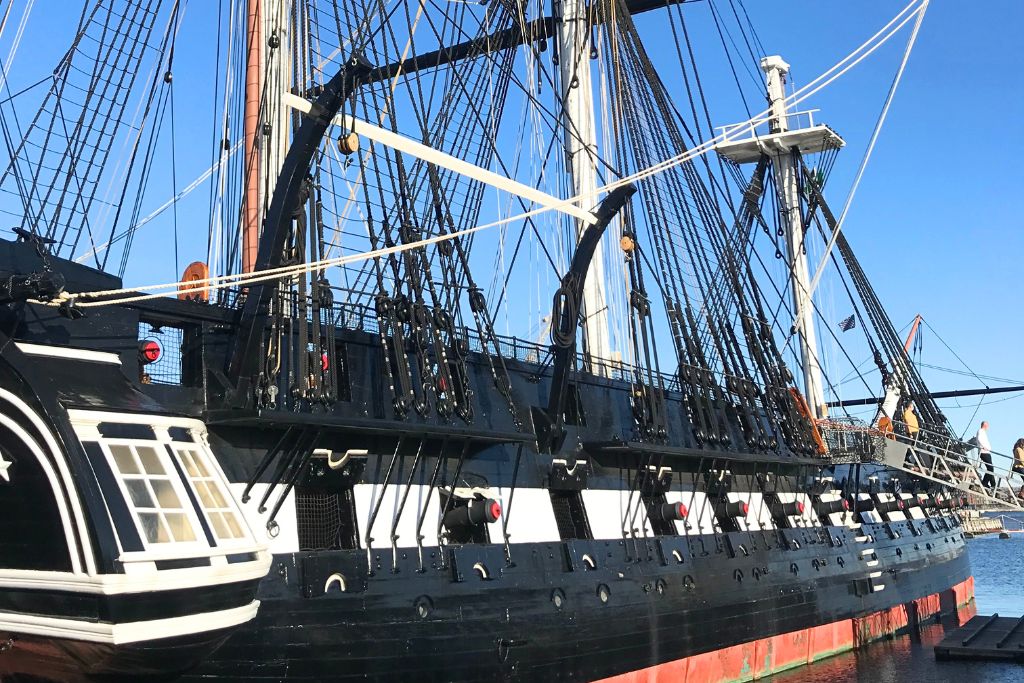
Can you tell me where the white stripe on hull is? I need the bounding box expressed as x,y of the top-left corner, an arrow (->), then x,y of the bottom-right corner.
0,601 -> 260,645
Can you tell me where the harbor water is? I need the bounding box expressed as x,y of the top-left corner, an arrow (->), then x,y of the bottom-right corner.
766,512 -> 1024,682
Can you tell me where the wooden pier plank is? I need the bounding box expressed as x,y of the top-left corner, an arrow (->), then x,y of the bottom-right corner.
935,615 -> 1024,661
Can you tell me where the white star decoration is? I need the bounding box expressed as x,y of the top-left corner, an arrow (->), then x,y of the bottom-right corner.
0,452 -> 10,483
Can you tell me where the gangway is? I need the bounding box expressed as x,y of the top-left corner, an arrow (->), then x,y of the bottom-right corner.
817,421 -> 1024,511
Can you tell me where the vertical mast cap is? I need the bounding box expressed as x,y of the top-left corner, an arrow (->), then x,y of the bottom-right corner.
760,55 -> 790,76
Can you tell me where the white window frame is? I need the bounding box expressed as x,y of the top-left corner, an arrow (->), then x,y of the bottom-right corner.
167,438 -> 250,546
98,437 -> 211,554
69,410 -> 261,563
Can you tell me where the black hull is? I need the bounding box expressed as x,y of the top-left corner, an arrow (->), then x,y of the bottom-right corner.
0,628 -> 238,683
184,518 -> 970,681
0,575 -> 265,683
0,243 -> 977,683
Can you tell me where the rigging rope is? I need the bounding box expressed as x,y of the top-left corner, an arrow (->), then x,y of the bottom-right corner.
74,140 -> 242,263
918,363 -> 1024,388
920,318 -> 989,389
805,0 -> 929,297
28,0 -> 925,319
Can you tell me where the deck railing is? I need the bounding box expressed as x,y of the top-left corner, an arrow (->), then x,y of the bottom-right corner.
817,417 -> 1024,508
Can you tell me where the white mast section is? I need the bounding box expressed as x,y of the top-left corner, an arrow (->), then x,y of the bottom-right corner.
263,0 -> 291,214
556,0 -> 611,372
761,56 -> 826,419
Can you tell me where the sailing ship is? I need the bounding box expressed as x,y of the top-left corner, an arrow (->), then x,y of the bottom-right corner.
0,0 -> 999,680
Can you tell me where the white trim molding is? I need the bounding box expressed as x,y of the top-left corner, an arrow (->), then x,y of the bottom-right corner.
15,342 -> 121,365
0,600 -> 260,645
0,550 -> 271,595
0,411 -> 83,574
0,388 -> 96,574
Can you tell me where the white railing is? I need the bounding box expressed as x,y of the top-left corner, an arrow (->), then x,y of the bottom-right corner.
715,109 -> 822,141
818,419 -> 1023,509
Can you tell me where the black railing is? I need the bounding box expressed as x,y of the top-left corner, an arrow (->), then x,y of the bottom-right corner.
143,291 -> 718,396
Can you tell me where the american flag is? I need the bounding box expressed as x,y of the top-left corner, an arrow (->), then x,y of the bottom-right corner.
838,314 -> 856,332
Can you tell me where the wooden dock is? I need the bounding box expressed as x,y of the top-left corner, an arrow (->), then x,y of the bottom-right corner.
960,511 -> 1005,536
935,614 -> 1024,661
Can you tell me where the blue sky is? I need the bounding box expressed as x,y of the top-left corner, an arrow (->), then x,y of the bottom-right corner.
1,1 -> 1021,450
736,2 -> 1024,451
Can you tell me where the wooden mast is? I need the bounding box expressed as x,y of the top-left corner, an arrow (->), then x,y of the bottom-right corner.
242,0 -> 263,274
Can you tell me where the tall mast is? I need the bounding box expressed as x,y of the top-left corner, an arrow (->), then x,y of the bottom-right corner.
556,0 -> 611,371
263,1 -> 290,214
242,0 -> 291,275
761,56 -> 826,420
242,0 -> 263,274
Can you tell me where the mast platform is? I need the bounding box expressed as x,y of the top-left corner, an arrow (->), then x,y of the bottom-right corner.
935,614 -> 1024,662
715,124 -> 845,164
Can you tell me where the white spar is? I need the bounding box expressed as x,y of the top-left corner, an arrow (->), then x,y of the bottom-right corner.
281,92 -> 599,227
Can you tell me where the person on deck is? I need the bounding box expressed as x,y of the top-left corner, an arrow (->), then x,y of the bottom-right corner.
976,421 -> 995,489
902,403 -> 920,443
1013,438 -> 1024,500
1013,438 -> 1024,475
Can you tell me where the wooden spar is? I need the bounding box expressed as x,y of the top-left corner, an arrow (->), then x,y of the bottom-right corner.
280,92 -> 599,226
361,0 -> 697,87
903,314 -> 922,353
827,383 -> 1024,408
242,0 -> 262,274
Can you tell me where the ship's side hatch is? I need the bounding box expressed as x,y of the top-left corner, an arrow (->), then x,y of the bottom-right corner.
296,451 -> 362,551
549,459 -> 592,540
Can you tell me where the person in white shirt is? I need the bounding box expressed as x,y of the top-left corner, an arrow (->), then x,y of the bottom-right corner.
976,421 -> 995,489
